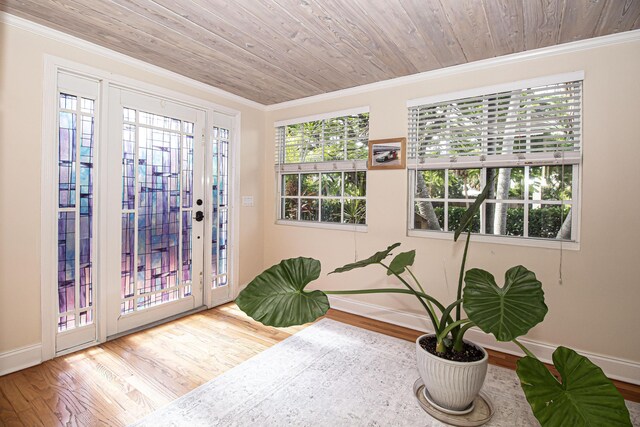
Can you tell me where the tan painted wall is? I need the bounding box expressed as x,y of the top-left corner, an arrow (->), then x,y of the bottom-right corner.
0,21 -> 265,353
264,40 -> 640,363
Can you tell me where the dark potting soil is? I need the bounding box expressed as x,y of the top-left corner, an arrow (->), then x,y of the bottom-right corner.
419,336 -> 485,363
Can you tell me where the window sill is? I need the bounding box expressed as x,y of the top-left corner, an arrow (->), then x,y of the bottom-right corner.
407,229 -> 580,250
276,219 -> 368,233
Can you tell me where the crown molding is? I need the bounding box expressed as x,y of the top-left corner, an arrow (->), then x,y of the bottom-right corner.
0,12 -> 267,111
265,29 -> 640,112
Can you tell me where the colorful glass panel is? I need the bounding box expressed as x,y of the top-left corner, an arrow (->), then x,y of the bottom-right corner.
121,108 -> 195,313
212,127 -> 229,288
59,111 -> 76,208
57,93 -> 95,331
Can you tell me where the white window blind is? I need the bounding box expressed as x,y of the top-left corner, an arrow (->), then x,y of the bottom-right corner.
408,80 -> 582,169
275,111 -> 369,172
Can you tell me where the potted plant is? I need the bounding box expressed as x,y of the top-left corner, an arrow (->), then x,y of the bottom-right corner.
236,183 -> 632,426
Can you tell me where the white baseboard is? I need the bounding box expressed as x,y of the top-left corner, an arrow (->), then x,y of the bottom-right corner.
0,344 -> 42,376
328,296 -> 640,386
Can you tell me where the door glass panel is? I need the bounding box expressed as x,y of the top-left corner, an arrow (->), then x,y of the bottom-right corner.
120,108 -> 195,314
212,127 -> 229,288
57,93 -> 95,331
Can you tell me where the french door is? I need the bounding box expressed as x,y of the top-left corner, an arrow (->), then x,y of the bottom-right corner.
106,88 -> 206,336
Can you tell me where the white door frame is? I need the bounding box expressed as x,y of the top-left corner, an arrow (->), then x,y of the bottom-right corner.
41,56 -> 241,360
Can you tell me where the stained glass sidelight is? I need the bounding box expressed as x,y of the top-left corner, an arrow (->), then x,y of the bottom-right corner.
59,111 -> 76,208
57,93 -> 94,331
120,109 -> 195,314
212,127 -> 229,288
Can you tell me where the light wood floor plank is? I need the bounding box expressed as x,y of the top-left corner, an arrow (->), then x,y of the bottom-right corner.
0,302 -> 638,427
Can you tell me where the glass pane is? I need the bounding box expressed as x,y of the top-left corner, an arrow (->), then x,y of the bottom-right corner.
122,124 -> 136,210
123,107 -> 136,122
321,199 -> 341,222
182,135 -> 193,208
282,198 -> 298,220
59,111 -> 76,208
183,121 -> 194,134
121,213 -> 135,303
344,172 -> 366,197
58,315 -> 75,332
321,172 -> 342,197
529,204 -> 572,239
448,169 -> 481,199
57,212 -> 75,315
448,202 -> 480,232
182,212 -> 192,283
282,174 -> 299,197
487,167 -> 524,200
300,199 -> 319,221
79,310 -> 93,327
414,201 -> 444,231
485,202 -> 524,236
218,209 -> 228,278
528,166 -> 573,201
81,98 -> 94,114
59,93 -> 77,110
211,204 -> 218,280
343,199 -> 366,224
136,125 -> 180,301
301,173 -> 320,196
218,130 -> 229,208
415,170 -> 444,198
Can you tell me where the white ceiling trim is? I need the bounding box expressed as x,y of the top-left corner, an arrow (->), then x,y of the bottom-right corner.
0,12 -> 267,111
266,29 -> 640,112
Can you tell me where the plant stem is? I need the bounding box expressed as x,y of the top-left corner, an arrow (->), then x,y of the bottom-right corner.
379,261 -> 441,332
406,266 -> 437,319
452,322 -> 475,352
456,230 -> 471,323
512,339 -> 537,359
437,319 -> 472,343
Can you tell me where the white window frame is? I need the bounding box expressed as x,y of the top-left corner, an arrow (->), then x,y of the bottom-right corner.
274,107 -> 370,231
406,73 -> 583,250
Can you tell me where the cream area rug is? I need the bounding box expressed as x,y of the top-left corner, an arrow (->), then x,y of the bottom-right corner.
132,319 -> 640,426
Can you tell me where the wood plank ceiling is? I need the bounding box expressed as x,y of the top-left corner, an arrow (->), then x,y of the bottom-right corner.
2,0 -> 639,105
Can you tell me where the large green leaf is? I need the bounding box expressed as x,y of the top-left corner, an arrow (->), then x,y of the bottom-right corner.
330,243 -> 401,274
463,266 -> 547,341
235,257 -> 329,327
517,347 -> 631,426
453,175 -> 495,241
387,250 -> 416,276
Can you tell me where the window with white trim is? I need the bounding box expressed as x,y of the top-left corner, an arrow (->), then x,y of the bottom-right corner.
408,76 -> 581,242
275,109 -> 369,225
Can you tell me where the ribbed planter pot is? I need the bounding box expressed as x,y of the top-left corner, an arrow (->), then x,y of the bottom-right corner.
415,334 -> 488,411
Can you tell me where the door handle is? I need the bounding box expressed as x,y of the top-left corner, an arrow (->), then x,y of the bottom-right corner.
195,211 -> 204,222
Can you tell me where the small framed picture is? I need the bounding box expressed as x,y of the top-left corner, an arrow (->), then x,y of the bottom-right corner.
368,137 -> 406,170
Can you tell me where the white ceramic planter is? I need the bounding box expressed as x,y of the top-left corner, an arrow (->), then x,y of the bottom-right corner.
415,334 -> 488,411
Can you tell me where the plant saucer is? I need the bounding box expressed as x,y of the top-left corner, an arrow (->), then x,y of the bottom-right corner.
422,386 -> 475,415
413,378 -> 494,427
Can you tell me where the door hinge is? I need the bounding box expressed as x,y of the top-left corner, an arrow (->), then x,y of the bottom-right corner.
201,131 -> 206,146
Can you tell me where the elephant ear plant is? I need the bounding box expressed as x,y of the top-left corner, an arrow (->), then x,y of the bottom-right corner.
236,182 -> 631,426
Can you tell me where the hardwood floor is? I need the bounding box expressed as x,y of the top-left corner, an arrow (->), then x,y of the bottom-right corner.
0,303 -> 638,426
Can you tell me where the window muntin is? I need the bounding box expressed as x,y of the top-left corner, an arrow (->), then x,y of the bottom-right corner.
408,78 -> 581,243
276,110 -> 369,226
